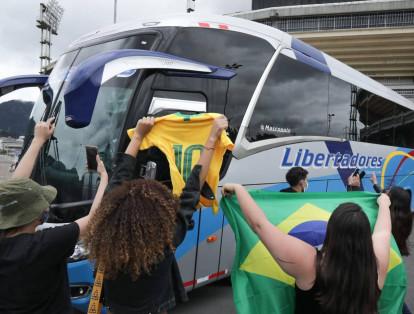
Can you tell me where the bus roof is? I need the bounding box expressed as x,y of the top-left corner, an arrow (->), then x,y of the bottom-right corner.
68,13 -> 414,111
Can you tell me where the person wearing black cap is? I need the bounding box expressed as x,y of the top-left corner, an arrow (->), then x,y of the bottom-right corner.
0,118 -> 108,314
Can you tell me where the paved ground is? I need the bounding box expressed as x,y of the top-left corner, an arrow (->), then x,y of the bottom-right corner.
0,154 -> 14,180
174,232 -> 414,313
172,279 -> 236,314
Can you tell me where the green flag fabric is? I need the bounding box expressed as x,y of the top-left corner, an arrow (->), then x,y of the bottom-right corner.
221,191 -> 406,314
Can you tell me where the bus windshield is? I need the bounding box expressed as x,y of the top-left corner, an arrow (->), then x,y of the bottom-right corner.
37,34 -> 158,217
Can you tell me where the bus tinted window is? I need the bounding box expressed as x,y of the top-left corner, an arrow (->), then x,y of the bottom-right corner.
247,53 -> 329,141
167,28 -> 274,141
326,77 -> 413,148
248,52 -> 413,148
43,34 -> 158,211
358,90 -> 413,148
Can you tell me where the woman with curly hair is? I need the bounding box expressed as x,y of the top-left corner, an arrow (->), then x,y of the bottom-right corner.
85,115 -> 228,314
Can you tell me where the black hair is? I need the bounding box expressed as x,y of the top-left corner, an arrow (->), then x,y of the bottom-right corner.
389,187 -> 412,256
285,167 -> 308,187
317,203 -> 379,314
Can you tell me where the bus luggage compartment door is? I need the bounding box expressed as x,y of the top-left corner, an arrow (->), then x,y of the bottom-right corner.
193,207 -> 225,287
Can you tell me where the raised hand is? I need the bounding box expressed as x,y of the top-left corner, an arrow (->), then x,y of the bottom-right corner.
134,116 -> 155,141
370,172 -> 378,185
96,155 -> 108,180
34,117 -> 55,143
209,115 -> 228,141
222,183 -> 241,197
377,193 -> 391,208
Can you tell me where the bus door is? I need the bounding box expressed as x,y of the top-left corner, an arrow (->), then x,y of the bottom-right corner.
163,26 -> 277,286
137,71 -> 236,290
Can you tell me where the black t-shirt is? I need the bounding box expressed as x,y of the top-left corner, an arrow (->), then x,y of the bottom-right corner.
280,187 -> 297,193
0,223 -> 79,314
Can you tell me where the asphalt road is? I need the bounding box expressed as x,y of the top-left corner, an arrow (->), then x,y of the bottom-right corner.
172,279 -> 236,314
173,233 -> 414,313
0,154 -> 14,180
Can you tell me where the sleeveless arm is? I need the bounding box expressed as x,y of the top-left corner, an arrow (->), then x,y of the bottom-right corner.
230,184 -> 317,288
372,194 -> 392,289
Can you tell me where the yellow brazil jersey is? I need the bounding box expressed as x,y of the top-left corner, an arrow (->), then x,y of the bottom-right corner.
127,113 -> 234,213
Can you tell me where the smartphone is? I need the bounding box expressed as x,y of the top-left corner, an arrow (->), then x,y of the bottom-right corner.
352,168 -> 360,176
85,145 -> 98,170
359,170 -> 366,179
140,161 -> 157,180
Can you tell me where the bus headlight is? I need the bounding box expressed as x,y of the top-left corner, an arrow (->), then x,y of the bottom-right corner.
69,241 -> 89,262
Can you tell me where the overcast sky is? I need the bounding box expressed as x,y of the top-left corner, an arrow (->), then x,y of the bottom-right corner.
0,0 -> 251,102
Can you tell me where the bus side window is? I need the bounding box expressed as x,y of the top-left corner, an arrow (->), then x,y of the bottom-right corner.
167,27 -> 275,142
327,75 -> 413,149
247,53 -> 329,142
358,90 -> 413,148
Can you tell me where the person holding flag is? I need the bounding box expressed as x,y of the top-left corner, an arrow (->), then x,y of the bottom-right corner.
222,183 -> 392,314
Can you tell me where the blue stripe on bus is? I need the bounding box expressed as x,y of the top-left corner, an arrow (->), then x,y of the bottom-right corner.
324,141 -> 360,188
175,210 -> 201,260
198,207 -> 224,242
292,38 -> 327,65
292,49 -> 331,74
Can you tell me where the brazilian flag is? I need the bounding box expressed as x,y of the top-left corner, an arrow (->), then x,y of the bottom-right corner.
221,191 -> 406,314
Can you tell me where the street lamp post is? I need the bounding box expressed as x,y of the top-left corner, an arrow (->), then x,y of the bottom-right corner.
36,0 -> 64,74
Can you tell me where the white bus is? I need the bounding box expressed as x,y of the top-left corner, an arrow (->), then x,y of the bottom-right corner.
1,14 -> 413,313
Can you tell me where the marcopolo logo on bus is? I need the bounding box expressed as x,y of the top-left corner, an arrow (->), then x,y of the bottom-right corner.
281,148 -> 384,169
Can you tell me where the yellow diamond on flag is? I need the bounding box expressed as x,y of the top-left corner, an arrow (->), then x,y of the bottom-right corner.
388,248 -> 402,272
239,202 -> 401,285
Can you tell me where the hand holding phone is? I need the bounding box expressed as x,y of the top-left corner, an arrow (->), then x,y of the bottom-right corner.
85,145 -> 98,170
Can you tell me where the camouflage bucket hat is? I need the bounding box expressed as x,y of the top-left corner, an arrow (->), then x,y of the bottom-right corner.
0,178 -> 57,230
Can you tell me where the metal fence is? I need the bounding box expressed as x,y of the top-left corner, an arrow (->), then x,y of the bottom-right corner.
260,10 -> 414,32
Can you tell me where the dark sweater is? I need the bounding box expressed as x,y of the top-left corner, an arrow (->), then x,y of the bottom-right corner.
103,153 -> 201,313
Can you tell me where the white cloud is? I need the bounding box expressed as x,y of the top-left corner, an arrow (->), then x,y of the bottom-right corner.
0,0 -> 251,78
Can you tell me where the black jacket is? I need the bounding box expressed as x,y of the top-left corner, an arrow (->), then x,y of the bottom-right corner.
103,153 -> 200,313
347,183 -> 381,193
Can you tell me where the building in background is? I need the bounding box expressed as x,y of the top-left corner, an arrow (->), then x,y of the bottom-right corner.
233,0 -> 414,101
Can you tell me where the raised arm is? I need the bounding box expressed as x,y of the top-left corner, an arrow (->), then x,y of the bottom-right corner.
197,115 -> 228,185
372,193 -> 392,289
12,117 -> 55,179
75,155 -> 108,238
108,117 -> 155,189
222,183 -> 317,289
370,172 -> 382,193
174,115 -> 228,246
125,116 -> 154,158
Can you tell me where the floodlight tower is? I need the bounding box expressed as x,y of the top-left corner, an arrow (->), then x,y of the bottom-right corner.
36,0 -> 64,74
187,0 -> 195,13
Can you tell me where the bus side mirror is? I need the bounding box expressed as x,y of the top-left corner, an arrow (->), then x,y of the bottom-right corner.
42,84 -> 53,106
